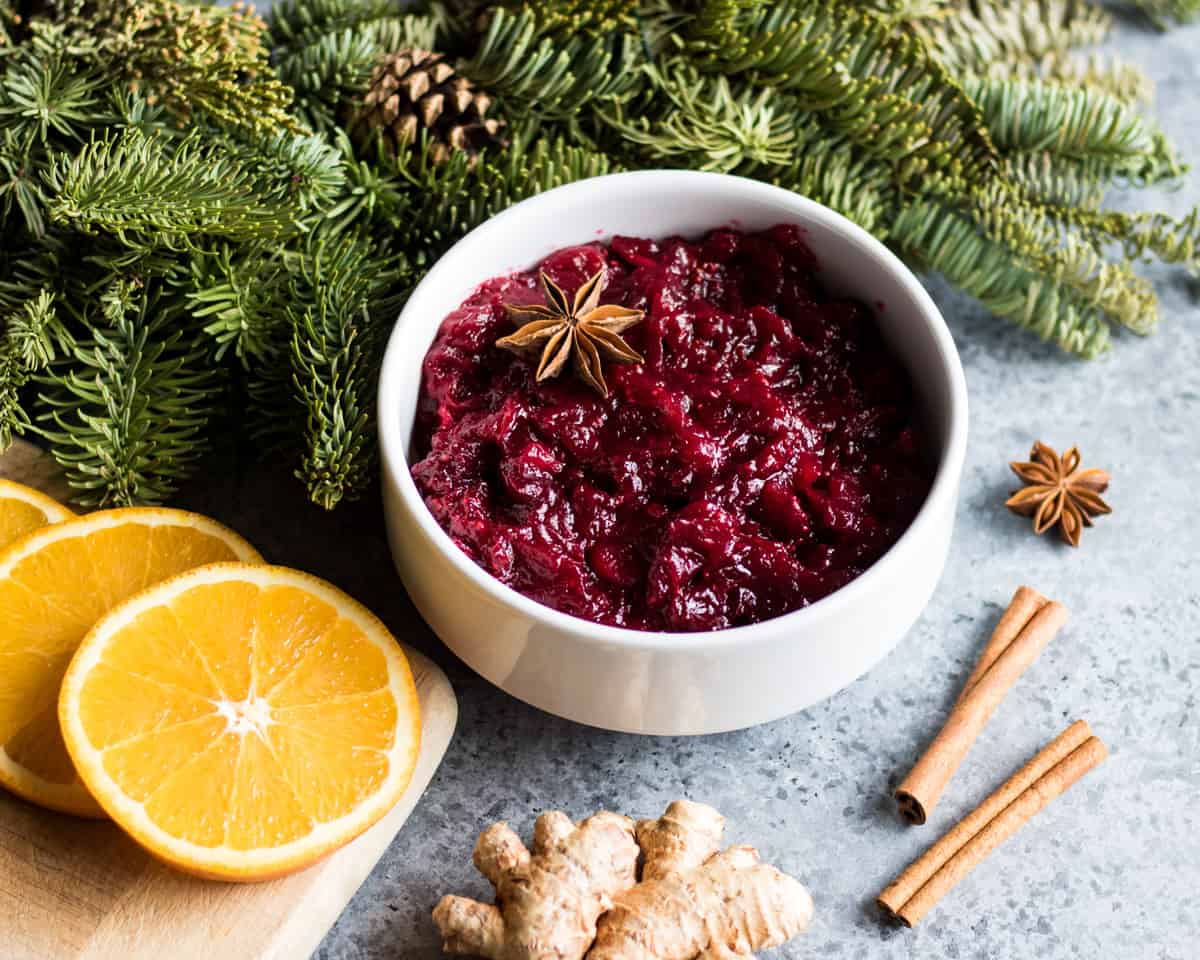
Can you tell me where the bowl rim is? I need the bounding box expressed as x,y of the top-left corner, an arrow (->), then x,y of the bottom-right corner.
378,169 -> 968,653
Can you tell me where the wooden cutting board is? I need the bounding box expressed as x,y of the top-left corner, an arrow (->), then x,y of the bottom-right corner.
0,440 -> 458,960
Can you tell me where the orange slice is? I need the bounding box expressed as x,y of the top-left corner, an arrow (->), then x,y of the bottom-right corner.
0,478 -> 73,547
59,563 -> 421,881
0,508 -> 261,816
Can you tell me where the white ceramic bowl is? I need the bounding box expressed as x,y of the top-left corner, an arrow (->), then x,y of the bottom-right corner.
378,171 -> 967,735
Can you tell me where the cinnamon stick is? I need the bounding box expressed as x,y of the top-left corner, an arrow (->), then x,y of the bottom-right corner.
879,722 -> 1107,926
895,588 -> 1068,825
954,586 -> 1048,704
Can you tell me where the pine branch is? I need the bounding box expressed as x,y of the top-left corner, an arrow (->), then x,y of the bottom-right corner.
892,198 -> 1112,357
43,128 -> 303,250
4,288 -> 71,369
961,74 -> 1185,183
968,53 -> 1153,106
185,243 -> 290,364
285,233 -> 394,510
1127,0 -> 1200,27
0,346 -> 29,450
911,0 -> 1111,76
464,7 -> 643,122
691,0 -> 1000,188
605,64 -> 796,173
33,277 -> 222,505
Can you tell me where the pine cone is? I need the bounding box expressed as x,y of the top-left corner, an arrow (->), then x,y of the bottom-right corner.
346,50 -> 504,164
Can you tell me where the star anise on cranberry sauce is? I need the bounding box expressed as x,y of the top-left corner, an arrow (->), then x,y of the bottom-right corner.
495,268 -> 645,398
1005,441 -> 1111,547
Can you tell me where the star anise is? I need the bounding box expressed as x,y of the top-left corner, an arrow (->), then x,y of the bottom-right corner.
495,268 -> 644,398
1005,441 -> 1111,547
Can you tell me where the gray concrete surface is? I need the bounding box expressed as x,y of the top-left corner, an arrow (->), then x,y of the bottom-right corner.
183,14 -> 1200,959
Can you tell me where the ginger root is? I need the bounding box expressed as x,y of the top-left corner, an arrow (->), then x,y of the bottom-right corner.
433,810 -> 639,960
589,800 -> 813,960
434,801 -> 812,960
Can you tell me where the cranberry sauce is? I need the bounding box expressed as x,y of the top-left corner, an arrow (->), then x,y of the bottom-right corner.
411,226 -> 932,632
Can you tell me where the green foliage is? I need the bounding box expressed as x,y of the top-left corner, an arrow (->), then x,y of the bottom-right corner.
0,0 -> 1197,510
105,0 -> 296,135
464,7 -> 642,122
34,278 -> 222,506
287,234 -> 391,510
269,0 -> 446,133
0,347 -> 29,450
1129,0 -> 1200,27
911,1 -> 1112,75
960,74 -> 1183,182
4,289 -> 71,369
44,129 -> 298,249
607,66 -> 796,173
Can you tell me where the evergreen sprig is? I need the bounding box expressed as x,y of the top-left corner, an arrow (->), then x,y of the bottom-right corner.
0,0 -> 1197,510
34,278 -> 222,506
44,129 -> 298,249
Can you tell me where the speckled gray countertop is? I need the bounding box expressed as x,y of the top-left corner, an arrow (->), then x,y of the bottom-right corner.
182,15 -> 1200,960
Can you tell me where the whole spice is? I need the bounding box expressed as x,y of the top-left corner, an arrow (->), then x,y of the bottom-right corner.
879,720 -> 1108,927
895,587 -> 1068,825
496,269 -> 645,397
1005,442 -> 1112,547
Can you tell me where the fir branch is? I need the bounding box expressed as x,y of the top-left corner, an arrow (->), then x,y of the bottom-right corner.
34,277 -> 221,505
395,130 -> 615,264
274,27 -> 380,133
319,142 -> 411,236
269,0 -> 444,54
0,346 -> 29,450
892,198 -> 1112,357
4,288 -> 71,369
773,134 -> 896,237
1127,0 -> 1200,27
0,38 -> 107,149
960,181 -> 1158,333
961,74 -> 1185,183
0,128 -> 48,236
186,243 -> 289,363
911,0 -> 1111,77
0,0 -> 18,48
218,129 -> 347,214
286,233 -> 393,509
1005,151 -> 1107,210
43,128 -> 298,250
464,7 -> 642,122
606,65 -> 795,173
270,2 -> 445,133
692,0 -> 1000,187
497,0 -> 640,37
975,53 -> 1153,106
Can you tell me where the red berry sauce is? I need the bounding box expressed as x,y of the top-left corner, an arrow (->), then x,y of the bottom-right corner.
411,226 -> 932,632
